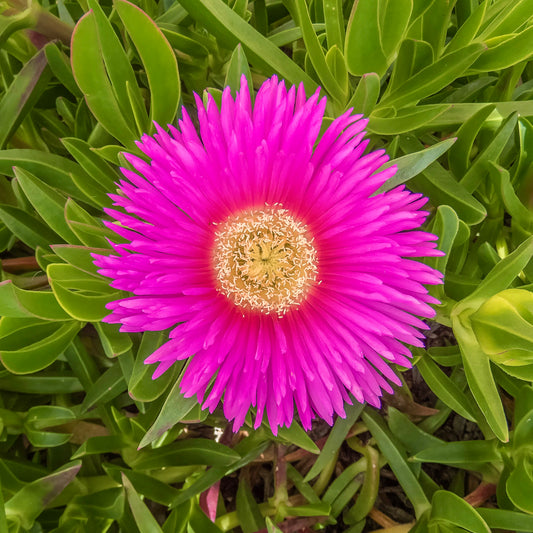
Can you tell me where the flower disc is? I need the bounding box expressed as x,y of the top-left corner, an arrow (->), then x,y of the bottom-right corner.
213,207 -> 318,315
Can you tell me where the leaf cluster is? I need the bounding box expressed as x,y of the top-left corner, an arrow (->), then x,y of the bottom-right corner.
1,0 -> 533,532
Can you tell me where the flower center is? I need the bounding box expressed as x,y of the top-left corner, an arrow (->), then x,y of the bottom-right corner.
213,207 -> 318,314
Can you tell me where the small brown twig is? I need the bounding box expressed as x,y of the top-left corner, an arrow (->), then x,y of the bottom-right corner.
369,508 -> 400,529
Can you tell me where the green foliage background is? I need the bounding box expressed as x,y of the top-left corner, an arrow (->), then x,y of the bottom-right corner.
2,0 -> 533,531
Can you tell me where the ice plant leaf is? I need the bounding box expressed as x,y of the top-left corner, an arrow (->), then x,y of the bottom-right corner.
70,10 -> 138,147
225,45 -> 253,98
477,508 -> 533,532
362,410 -> 431,519
304,403 -> 363,481
44,43 -> 82,97
94,76 -> 443,434
416,355 -> 479,422
274,421 -> 320,454
47,263 -> 122,322
347,72 -> 380,116
386,39 -> 434,95
398,134 -> 487,226
85,0 -> 145,130
448,104 -> 496,179
0,318 -> 82,374
177,0 -> 317,93
445,0 -> 489,54
345,0 -> 412,78
323,0 -> 345,52
378,43 -> 486,109
138,377 -> 199,449
369,104 -> 450,135
0,46 -> 51,149
0,204 -> 62,250
4,462 -> 81,530
14,167 -> 82,246
378,137 -> 456,193
132,439 -> 241,469
0,280 -> 70,321
236,479 -> 266,533
294,0 -> 346,104
430,490 -> 491,533
129,331 -> 180,402
122,474 -> 165,533
114,0 -> 181,130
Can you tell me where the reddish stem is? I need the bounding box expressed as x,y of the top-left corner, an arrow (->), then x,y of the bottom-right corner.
1,256 -> 40,273
464,482 -> 497,507
274,444 -> 288,492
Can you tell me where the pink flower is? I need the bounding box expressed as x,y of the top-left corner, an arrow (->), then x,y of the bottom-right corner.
93,76 -> 442,433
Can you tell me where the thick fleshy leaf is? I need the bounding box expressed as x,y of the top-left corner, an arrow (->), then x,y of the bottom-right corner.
4,461 -> 81,529
274,421 -> 320,455
346,73 -> 380,116
0,317 -> 82,374
453,314 -> 509,442
0,204 -> 61,250
14,167 -> 82,245
362,410 -> 430,519
448,104 -> 496,178
506,455 -> 533,513
44,42 -> 82,97
0,280 -> 70,320
369,104 -> 450,135
48,263 -> 122,322
122,474 -> 165,533
445,1 -> 488,54
430,491 -> 491,533
132,439 -> 241,469
460,112 -> 518,194
224,44 -> 253,97
0,47 -> 51,149
138,377 -> 199,448
416,355 -> 479,422
115,0 -> 181,129
304,403 -> 363,481
71,10 -> 138,147
0,150 -> 94,204
80,363 -> 127,413
379,43 -> 485,109
378,137 -> 456,193
129,331 -> 179,402
398,135 -> 487,225
412,439 -> 502,465
345,0 -> 412,78
294,0 -> 346,103
478,508 -> 533,532
236,479 -> 266,533
178,0 -> 318,93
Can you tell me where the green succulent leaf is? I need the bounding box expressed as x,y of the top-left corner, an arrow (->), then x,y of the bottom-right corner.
114,0 -> 181,129
4,461 -> 81,530
0,47 -> 51,149
0,317 -> 82,374
345,0 -> 413,78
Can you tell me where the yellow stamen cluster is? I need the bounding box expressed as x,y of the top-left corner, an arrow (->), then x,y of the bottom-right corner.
213,207 -> 318,314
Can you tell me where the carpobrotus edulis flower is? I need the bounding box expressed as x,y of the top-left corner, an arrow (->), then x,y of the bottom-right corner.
93,76 -> 443,433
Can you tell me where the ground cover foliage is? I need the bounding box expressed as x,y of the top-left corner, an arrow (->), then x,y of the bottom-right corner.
2,0 -> 533,531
